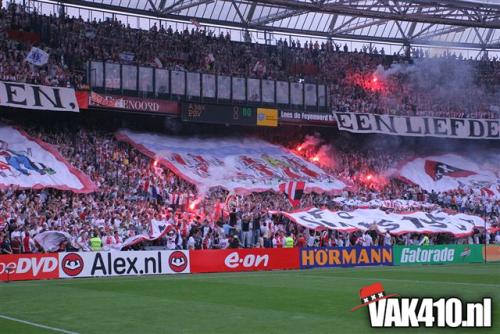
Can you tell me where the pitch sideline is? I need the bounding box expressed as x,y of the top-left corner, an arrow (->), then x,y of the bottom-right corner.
0,314 -> 80,334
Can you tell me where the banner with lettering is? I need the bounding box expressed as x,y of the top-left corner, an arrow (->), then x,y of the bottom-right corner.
116,130 -> 346,194
0,81 -> 79,112
393,245 -> 484,265
334,113 -> 499,140
398,153 -> 500,198
280,207 -> 487,237
89,92 -> 179,115
0,124 -> 95,193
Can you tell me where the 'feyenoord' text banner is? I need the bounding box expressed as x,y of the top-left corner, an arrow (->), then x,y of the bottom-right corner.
335,113 -> 499,140
58,250 -> 190,278
281,208 -> 486,237
89,92 -> 179,115
116,130 -> 346,194
393,245 -> 484,265
0,81 -> 79,112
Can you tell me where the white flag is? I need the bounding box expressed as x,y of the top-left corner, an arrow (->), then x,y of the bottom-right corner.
26,47 -> 49,66
34,231 -> 72,252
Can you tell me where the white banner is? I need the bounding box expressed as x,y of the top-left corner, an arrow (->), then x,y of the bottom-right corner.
0,124 -> 95,192
58,250 -> 190,278
116,130 -> 346,194
398,153 -> 499,198
281,208 -> 487,237
34,231 -> 72,252
335,113 -> 499,140
26,47 -> 49,66
0,81 -> 79,112
331,197 -> 437,211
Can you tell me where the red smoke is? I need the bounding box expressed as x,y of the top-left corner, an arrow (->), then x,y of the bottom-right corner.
294,135 -> 337,170
358,173 -> 389,190
347,72 -> 387,93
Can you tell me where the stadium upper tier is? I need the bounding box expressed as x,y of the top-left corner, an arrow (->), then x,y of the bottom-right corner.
0,3 -> 499,118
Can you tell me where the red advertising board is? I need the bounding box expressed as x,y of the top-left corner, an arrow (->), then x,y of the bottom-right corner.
0,253 -> 59,281
89,92 -> 179,115
190,248 -> 300,273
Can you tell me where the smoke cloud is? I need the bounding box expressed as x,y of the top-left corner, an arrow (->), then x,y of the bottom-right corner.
373,57 -> 497,114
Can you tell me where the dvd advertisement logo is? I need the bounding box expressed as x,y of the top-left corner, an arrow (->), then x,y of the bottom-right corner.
168,251 -> 188,272
352,282 -> 492,328
61,253 -> 84,277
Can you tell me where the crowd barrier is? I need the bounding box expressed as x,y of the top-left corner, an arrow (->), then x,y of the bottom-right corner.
0,245 -> 496,282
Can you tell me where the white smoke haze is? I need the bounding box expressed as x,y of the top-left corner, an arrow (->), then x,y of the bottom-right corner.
373,57 -> 496,112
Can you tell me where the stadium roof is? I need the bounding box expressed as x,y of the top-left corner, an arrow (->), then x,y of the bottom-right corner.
58,0 -> 500,50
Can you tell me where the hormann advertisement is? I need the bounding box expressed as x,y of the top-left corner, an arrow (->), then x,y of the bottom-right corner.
300,246 -> 393,269
393,245 -> 484,265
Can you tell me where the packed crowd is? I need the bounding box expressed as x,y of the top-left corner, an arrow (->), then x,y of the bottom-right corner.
0,121 -> 498,254
0,3 -> 498,119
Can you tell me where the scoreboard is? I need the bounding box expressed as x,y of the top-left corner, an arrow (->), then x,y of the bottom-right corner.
181,102 -> 256,126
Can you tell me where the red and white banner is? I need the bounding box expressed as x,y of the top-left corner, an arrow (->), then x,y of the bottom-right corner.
116,130 -> 346,194
280,208 -> 487,237
0,253 -> 59,281
120,221 -> 174,249
398,153 -> 499,198
279,181 -> 305,207
0,81 -> 79,112
0,124 -> 96,192
58,250 -> 190,278
190,248 -> 300,273
90,92 -> 179,114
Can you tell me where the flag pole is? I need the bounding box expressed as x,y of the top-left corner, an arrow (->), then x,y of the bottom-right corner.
484,218 -> 487,264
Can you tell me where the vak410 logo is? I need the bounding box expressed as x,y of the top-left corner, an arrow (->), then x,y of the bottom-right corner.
352,283 -> 492,328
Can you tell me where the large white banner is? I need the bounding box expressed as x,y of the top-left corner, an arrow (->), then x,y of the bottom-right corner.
398,153 -> 499,198
58,250 -> 190,278
116,130 -> 346,194
0,124 -> 95,192
0,81 -> 79,112
281,208 -> 487,237
335,113 -> 499,140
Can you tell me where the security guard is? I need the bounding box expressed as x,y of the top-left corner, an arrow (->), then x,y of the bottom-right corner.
89,233 -> 102,251
284,233 -> 294,248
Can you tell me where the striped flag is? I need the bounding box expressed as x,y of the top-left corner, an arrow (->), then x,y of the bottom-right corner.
279,181 -> 305,207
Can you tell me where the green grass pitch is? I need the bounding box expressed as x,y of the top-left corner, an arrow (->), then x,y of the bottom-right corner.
0,264 -> 498,333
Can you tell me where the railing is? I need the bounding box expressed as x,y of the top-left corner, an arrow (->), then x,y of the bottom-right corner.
87,61 -> 328,112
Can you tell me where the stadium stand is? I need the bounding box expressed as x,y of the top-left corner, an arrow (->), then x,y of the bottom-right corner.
0,2 -> 498,255
0,3 -> 498,118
